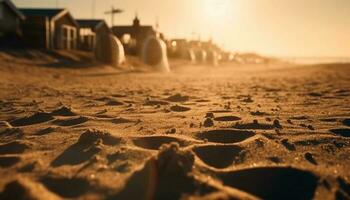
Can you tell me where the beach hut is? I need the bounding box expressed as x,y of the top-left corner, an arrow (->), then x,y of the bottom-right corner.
76,19 -> 110,51
0,0 -> 25,39
20,8 -> 79,50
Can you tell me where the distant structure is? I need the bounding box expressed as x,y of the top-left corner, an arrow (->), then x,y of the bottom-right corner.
20,8 -> 79,50
0,0 -> 25,45
168,39 -> 189,57
142,35 -> 169,71
76,19 -> 110,51
104,6 -> 123,27
95,32 -> 125,67
112,15 -> 156,55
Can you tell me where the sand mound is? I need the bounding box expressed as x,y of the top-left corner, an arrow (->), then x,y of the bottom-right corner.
170,105 -> 191,112
50,106 -> 76,116
111,143 -> 198,200
203,118 -> 214,127
196,129 -> 255,144
218,167 -> 318,200
132,136 -> 194,150
78,129 -> 121,146
214,116 -> 241,122
51,129 -> 120,167
0,177 -> 60,200
193,145 -> 243,169
10,112 -> 54,126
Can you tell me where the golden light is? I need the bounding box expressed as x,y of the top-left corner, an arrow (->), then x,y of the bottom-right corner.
201,0 -> 232,23
171,41 -> 177,47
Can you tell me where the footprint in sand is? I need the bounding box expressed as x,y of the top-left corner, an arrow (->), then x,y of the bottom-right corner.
319,118 -> 338,122
110,118 -> 134,124
195,129 -> 256,144
250,111 -> 268,116
94,97 -> 124,106
10,112 -> 54,126
233,120 -> 282,130
329,128 -> 350,137
0,156 -> 21,168
337,178 -> 350,199
53,116 -> 88,127
35,127 -> 58,136
40,176 -> 90,198
144,99 -> 169,106
165,94 -> 189,102
132,136 -> 196,150
0,141 -> 30,155
193,144 -> 244,169
218,167 -> 318,200
343,119 -> 350,127
0,177 -> 60,199
170,105 -> 191,112
106,100 -> 124,106
214,116 -> 241,122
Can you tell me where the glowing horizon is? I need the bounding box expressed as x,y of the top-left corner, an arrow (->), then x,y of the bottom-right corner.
12,0 -> 350,57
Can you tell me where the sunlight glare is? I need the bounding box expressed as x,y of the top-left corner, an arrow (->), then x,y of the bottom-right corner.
201,0 -> 233,24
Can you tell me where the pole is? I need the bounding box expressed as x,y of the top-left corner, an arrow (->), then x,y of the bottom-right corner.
91,0 -> 95,18
111,6 -> 114,26
56,0 -> 59,8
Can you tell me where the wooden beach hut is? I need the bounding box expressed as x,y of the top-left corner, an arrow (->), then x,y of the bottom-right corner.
20,8 -> 79,50
0,0 -> 25,44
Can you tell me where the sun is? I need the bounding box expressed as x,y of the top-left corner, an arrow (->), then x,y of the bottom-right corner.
202,0 -> 232,22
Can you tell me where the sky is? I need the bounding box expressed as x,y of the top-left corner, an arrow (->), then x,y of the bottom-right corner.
12,0 -> 350,57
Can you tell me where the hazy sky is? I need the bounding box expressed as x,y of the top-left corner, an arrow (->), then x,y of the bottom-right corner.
13,0 -> 350,57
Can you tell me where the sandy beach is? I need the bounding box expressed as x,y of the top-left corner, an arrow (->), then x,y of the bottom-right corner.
0,51 -> 350,200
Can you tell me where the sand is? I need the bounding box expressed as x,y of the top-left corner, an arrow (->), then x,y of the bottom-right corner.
0,50 -> 350,200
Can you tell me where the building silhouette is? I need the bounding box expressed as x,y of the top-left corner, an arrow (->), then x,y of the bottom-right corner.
112,15 -> 156,55
20,8 -> 79,50
77,19 -> 110,51
0,0 -> 25,46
